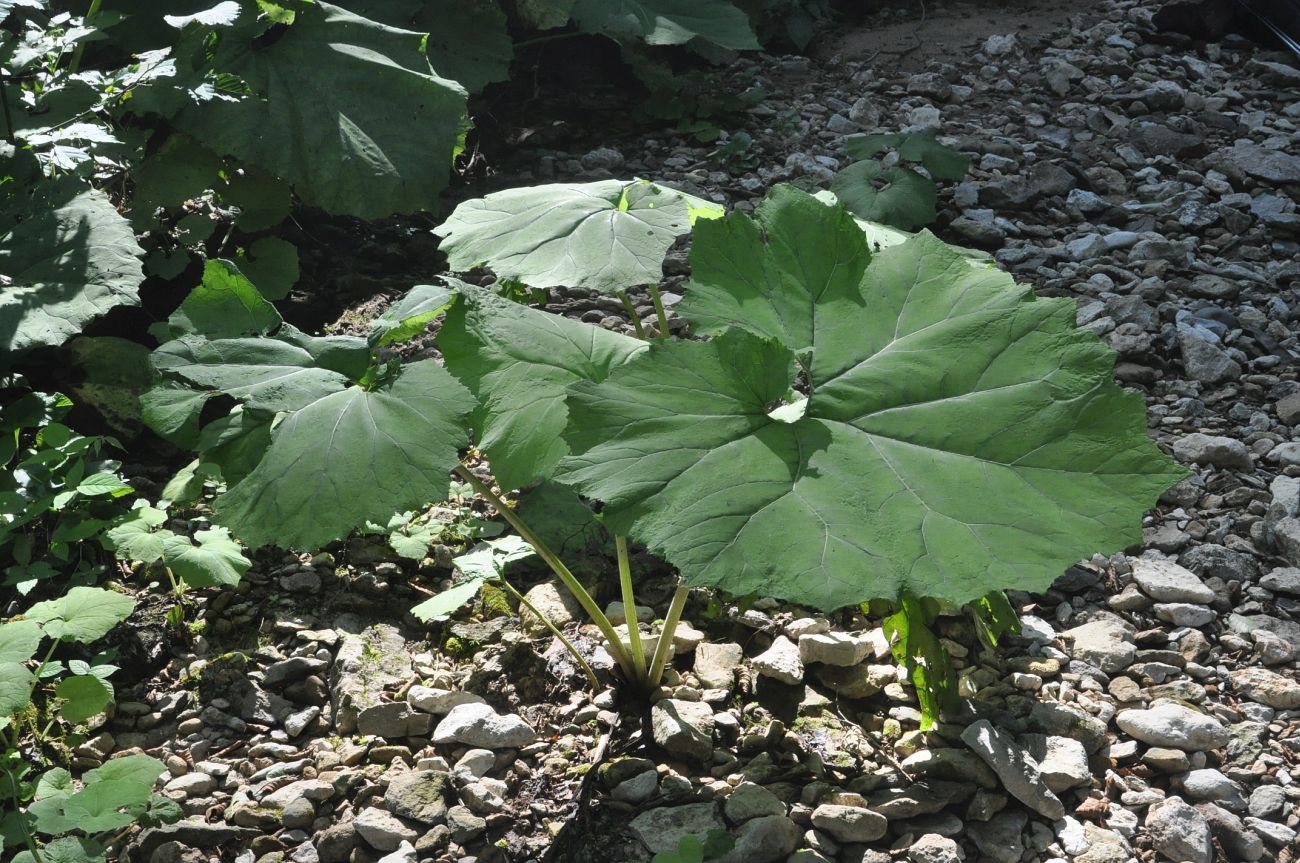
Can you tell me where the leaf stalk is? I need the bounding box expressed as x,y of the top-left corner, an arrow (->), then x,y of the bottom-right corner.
616,291 -> 646,340
453,465 -> 635,674
648,284 -> 671,338
615,536 -> 647,681
498,576 -> 600,689
646,585 -> 688,689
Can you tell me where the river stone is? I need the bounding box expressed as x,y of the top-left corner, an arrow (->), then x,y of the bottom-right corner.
810,804 -> 887,842
694,642 -> 743,690
1130,558 -> 1214,603
967,810 -> 1026,863
752,635 -> 804,684
384,771 -> 450,825
1230,667 -> 1300,709
354,807 -> 418,852
1023,734 -> 1091,792
716,815 -> 800,863
629,803 -> 724,855
1260,567 -> 1300,595
960,720 -> 1064,819
432,702 -> 535,749
1145,797 -> 1212,863
1173,432 -> 1251,469
1222,142 -> 1300,183
331,624 -> 410,735
724,782 -> 786,823
1115,703 -> 1228,751
1062,617 -> 1135,673
651,699 -> 714,762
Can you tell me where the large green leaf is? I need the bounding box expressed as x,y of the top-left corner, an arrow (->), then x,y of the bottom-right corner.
25,587 -> 136,644
0,147 -> 145,352
0,620 -> 43,663
434,179 -> 720,293
162,527 -> 250,587
28,754 -> 161,836
56,674 -> 113,724
439,286 -> 644,490
163,259 -> 281,340
216,359 -> 473,549
12,836 -> 105,863
340,0 -> 512,93
557,187 -> 1186,610
830,161 -> 937,232
0,662 -> 35,718
176,2 -> 467,218
571,0 -> 760,50
846,131 -> 970,181
148,329 -> 367,424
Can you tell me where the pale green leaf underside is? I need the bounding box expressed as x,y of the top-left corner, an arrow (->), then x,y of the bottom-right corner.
434,179 -> 703,294
410,577 -> 483,622
177,2 -> 467,218
216,359 -> 473,549
439,286 -> 644,490
369,279 -> 465,348
559,188 -> 1186,610
0,148 -> 145,352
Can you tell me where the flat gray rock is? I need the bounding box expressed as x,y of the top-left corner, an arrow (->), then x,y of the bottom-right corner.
960,719 -> 1065,819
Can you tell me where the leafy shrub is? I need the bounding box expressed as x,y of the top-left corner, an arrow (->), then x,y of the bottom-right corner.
0,389 -> 134,595
141,181 -> 1185,715
0,587 -> 175,863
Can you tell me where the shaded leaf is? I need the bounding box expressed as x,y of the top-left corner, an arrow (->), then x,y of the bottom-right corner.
439,286 -> 644,490
571,0 -> 759,50
56,674 -> 113,724
215,359 -> 473,549
0,147 -> 145,352
234,238 -> 299,301
177,2 -> 467,218
830,161 -> 937,231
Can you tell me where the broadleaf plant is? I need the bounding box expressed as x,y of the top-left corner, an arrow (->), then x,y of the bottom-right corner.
559,185 -> 1187,609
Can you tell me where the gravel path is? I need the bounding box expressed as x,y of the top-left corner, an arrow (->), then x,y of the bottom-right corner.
107,2 -> 1299,862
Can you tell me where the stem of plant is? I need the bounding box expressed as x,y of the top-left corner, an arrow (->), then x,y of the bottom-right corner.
0,78 -> 15,145
648,284 -> 670,338
67,0 -> 103,75
647,586 -> 689,689
499,577 -> 600,689
615,536 -> 647,682
5,765 -> 42,863
617,291 -> 646,340
453,465 -> 635,674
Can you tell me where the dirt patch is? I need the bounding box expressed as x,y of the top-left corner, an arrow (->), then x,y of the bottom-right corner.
818,0 -> 1111,71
